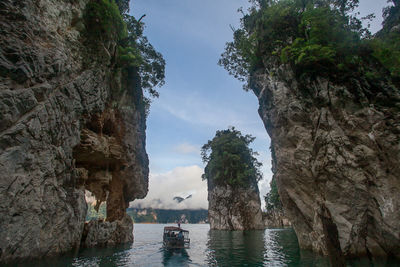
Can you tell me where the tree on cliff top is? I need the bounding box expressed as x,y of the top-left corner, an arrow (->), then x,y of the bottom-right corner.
219,0 -> 400,89
201,127 -> 262,188
84,0 -> 165,99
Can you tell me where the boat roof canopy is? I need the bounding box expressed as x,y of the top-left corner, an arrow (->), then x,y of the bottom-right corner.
163,226 -> 189,232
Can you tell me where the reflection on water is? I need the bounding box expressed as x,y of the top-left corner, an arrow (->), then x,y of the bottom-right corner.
162,248 -> 191,267
206,230 -> 266,266
12,244 -> 133,267
72,245 -> 132,267
205,228 -> 332,266
4,224 -> 400,266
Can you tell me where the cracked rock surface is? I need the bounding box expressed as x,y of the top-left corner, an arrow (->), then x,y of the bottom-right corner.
0,0 -> 148,262
252,64 -> 400,259
263,210 -> 291,228
208,184 -> 264,230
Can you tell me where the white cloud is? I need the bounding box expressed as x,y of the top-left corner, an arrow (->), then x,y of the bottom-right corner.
130,161 -> 273,211
255,150 -> 273,210
131,165 -> 208,210
85,190 -> 96,205
174,143 -> 199,155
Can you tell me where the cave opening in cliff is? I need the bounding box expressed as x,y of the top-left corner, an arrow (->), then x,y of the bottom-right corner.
85,112 -> 117,137
72,111 -> 128,223
85,190 -> 107,220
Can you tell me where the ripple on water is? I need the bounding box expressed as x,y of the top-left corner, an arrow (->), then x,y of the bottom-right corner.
6,224 -> 400,267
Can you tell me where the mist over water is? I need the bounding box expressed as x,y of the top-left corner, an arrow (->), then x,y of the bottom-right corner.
16,224 -> 400,267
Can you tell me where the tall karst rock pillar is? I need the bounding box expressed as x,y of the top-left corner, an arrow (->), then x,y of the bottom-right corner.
251,65 -> 400,258
0,0 -> 150,262
202,128 -> 265,230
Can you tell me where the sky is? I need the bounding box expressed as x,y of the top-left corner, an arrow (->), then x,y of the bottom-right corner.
130,0 -> 389,210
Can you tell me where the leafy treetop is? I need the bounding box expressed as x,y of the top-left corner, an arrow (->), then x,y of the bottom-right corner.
219,0 -> 400,89
382,0 -> 400,34
372,0 -> 400,80
201,127 -> 262,188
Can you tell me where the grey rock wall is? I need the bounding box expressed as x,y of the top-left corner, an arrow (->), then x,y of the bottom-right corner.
81,214 -> 133,248
208,184 -> 264,230
0,0 -> 148,262
252,65 -> 400,259
263,210 -> 291,228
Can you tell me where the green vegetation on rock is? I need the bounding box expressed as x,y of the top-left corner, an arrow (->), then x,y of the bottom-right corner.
84,0 -> 165,103
219,0 -> 400,88
371,1 -> 400,81
119,12 -> 166,98
201,127 -> 262,188
264,177 -> 282,211
85,0 -> 127,42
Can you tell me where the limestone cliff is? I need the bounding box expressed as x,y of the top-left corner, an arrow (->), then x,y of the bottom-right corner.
263,210 -> 291,228
0,0 -> 149,262
202,128 -> 265,230
252,64 -> 400,258
208,183 -> 264,230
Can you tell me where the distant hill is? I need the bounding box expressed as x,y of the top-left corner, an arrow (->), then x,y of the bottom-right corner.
86,205 -> 208,224
126,208 -> 208,224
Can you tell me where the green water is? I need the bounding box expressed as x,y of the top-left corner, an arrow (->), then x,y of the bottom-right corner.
6,224 -> 400,266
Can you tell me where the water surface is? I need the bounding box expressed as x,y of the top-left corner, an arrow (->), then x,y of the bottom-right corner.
12,224 -> 400,266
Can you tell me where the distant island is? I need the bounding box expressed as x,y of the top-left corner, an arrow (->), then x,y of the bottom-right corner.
86,204 -> 208,224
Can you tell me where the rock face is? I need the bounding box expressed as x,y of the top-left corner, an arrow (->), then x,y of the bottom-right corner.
81,214 -> 133,248
263,210 -> 291,228
0,0 -> 148,262
252,65 -> 400,259
208,184 -> 264,230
